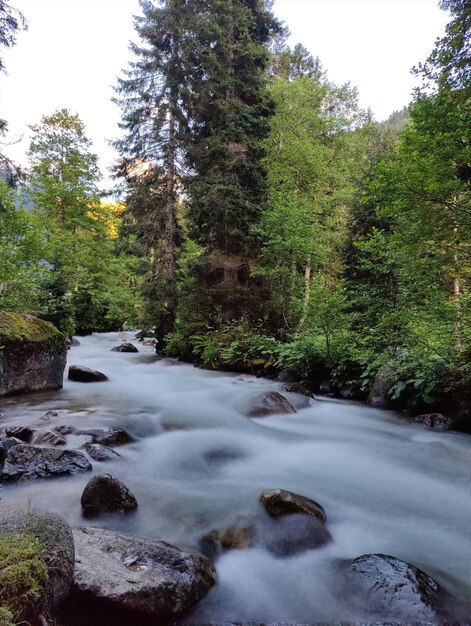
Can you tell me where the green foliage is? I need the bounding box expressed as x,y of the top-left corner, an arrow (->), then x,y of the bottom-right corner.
0,533 -> 48,626
0,180 -> 48,314
25,110 -> 141,333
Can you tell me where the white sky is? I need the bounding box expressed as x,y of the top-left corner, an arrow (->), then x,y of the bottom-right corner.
0,0 -> 449,188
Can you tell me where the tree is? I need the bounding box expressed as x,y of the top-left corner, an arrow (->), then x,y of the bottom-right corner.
258,74 -> 362,334
114,0 -> 192,340
28,110 -> 139,333
0,180 -> 46,312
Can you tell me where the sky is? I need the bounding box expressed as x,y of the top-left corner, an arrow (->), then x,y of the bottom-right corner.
0,0 -> 450,188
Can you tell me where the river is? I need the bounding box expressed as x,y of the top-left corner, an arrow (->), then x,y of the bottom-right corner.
0,331 -> 470,623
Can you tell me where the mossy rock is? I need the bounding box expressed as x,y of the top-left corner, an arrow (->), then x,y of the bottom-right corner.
0,505 -> 75,615
0,312 -> 66,397
0,532 -> 48,625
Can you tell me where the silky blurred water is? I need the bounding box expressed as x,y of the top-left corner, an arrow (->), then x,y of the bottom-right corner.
0,331 -> 470,622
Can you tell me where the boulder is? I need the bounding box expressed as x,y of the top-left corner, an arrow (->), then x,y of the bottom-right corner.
0,445 -> 92,482
0,312 -> 66,397
66,337 -> 81,349
81,474 -> 137,517
0,436 -> 22,464
39,410 -> 58,421
111,342 -> 138,353
72,526 -> 217,616
4,425 -> 33,442
84,442 -> 121,462
263,513 -> 332,557
247,391 -> 296,417
200,519 -> 256,560
277,370 -> 298,383
345,553 -> 445,622
260,488 -> 326,523
33,430 -> 66,446
80,428 -> 133,446
318,380 -> 335,396
55,425 -> 74,435
0,504 -> 74,611
68,365 -> 108,383
367,364 -> 397,408
414,413 -> 455,431
282,382 -> 313,398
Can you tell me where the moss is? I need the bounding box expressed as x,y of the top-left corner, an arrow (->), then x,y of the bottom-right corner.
0,533 -> 49,625
0,312 -> 63,345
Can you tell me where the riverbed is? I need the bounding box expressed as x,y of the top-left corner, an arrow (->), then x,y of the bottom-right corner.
0,331 -> 470,622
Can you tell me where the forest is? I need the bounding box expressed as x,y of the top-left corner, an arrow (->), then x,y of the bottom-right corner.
1,0 -> 470,414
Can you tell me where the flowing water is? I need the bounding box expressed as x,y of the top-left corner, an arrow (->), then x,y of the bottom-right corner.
0,331 -> 470,623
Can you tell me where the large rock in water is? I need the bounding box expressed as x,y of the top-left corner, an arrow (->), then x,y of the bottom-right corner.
0,444 -> 92,482
81,473 -> 137,516
0,312 -> 66,397
260,488 -> 327,522
72,526 -> 217,617
0,504 -> 75,611
345,553 -> 445,622
247,391 -> 296,417
111,342 -> 138,353
68,364 -> 108,382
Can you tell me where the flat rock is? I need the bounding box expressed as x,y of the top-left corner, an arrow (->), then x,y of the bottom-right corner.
84,442 -> 121,462
33,430 -> 66,446
81,473 -> 137,516
0,445 -> 92,482
55,425 -> 75,435
72,526 -> 217,616
4,425 -> 33,442
80,428 -> 133,446
247,391 -> 296,417
345,553 -> 444,622
68,365 -> 108,383
0,504 -> 74,610
282,382 -> 313,398
260,489 -> 326,522
111,342 -> 138,353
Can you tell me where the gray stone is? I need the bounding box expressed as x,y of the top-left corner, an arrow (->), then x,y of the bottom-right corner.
0,504 -> 74,610
414,413 -> 455,431
247,391 -> 296,417
4,425 -> 33,441
260,488 -> 326,522
81,473 -> 137,516
0,312 -> 66,398
80,427 -> 133,446
0,436 -> 22,464
0,444 -> 92,482
111,342 -> 138,353
282,382 -> 313,398
55,425 -> 74,435
367,364 -> 397,408
68,365 -> 108,382
345,553 -> 443,622
33,430 -> 66,446
84,442 -> 121,462
263,513 -> 332,557
200,520 -> 256,559
72,526 -> 217,616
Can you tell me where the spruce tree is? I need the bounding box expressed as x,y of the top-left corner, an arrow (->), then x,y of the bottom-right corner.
180,0 -> 281,325
114,0 -> 191,340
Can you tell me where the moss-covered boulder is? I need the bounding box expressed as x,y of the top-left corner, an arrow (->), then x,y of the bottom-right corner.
0,312 -> 66,397
0,505 -> 75,621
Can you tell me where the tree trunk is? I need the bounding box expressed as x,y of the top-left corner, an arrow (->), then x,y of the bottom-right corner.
298,253 -> 311,329
159,107 -> 177,337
